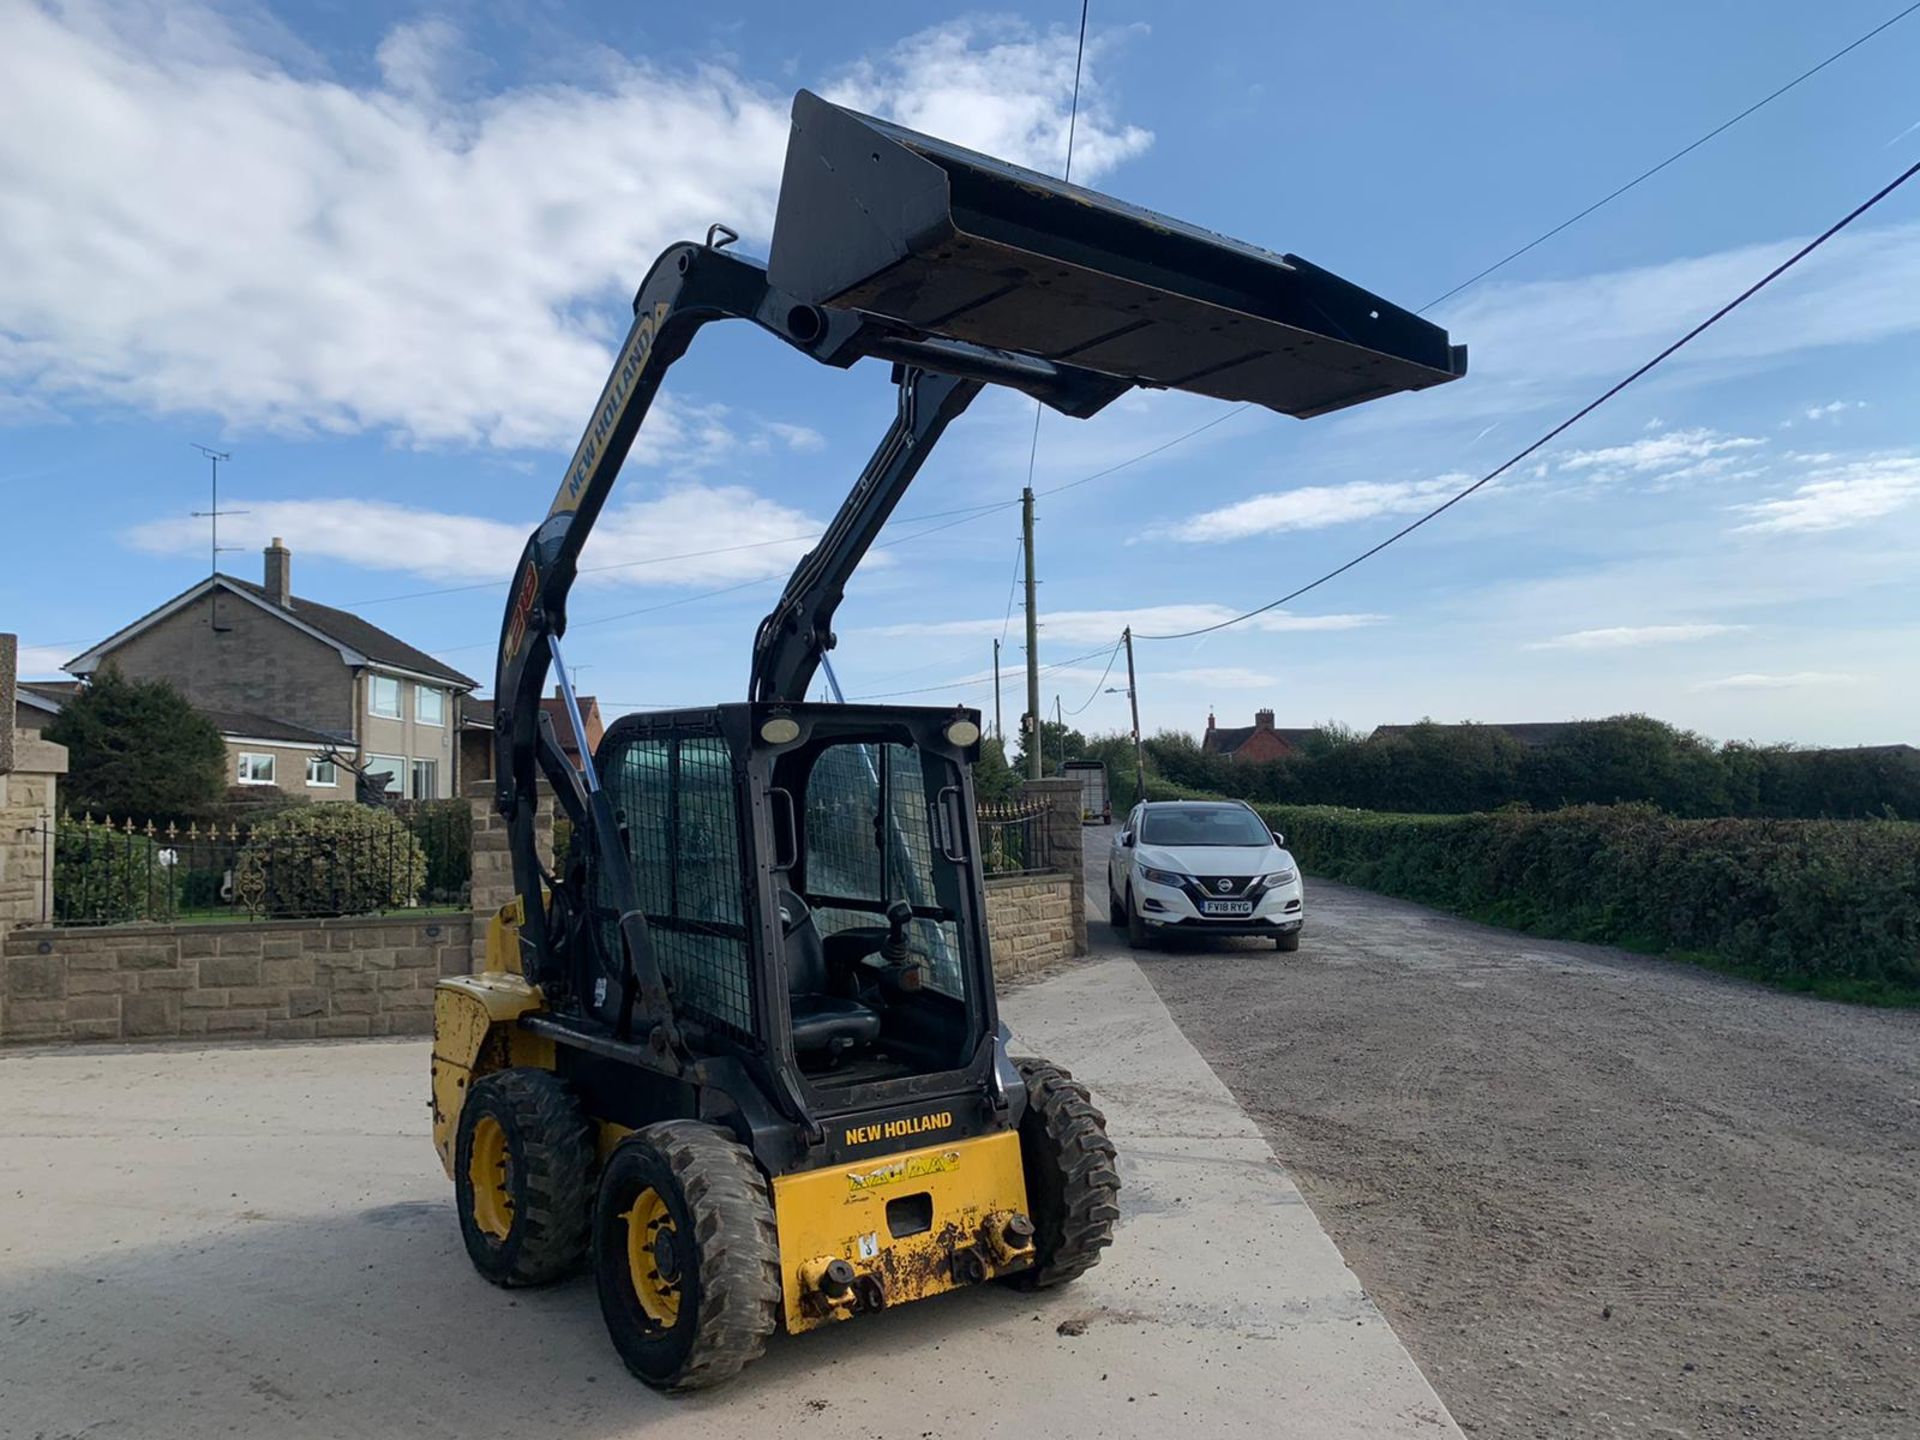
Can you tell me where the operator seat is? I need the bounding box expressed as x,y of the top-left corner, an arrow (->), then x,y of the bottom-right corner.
777,889 -> 883,1056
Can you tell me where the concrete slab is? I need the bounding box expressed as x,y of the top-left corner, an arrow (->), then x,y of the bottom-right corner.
0,963 -> 1457,1439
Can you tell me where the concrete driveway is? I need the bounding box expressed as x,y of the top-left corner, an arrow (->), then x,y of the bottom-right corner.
0,951 -> 1456,1438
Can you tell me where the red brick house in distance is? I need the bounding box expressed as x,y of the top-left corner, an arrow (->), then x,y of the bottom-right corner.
1202,710 -> 1319,764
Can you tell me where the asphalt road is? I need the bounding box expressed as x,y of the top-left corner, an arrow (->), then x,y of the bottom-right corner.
1086,823 -> 1920,1439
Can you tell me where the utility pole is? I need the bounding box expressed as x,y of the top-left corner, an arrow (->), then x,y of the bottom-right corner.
992,637 -> 1003,743
1053,693 -> 1066,775
1022,486 -> 1041,779
1123,626 -> 1145,805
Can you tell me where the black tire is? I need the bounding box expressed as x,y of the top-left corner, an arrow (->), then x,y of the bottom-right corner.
1275,929 -> 1301,953
1007,1057 -> 1120,1289
1107,881 -> 1127,929
592,1121 -> 781,1393
1124,885 -> 1152,949
454,1067 -> 594,1287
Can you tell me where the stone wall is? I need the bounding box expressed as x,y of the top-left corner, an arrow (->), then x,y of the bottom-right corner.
984,872 -> 1078,983
0,914 -> 472,1045
467,780 -> 550,969
1019,776 -> 1088,957
2,629 -> 65,928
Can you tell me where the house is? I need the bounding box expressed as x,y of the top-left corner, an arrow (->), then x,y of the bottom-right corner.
12,681 -> 73,734
458,691 -> 606,788
1368,721 -> 1579,750
62,539 -> 478,804
1202,710 -> 1321,764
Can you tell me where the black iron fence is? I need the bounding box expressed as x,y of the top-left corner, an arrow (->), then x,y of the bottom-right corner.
976,798 -> 1053,877
44,801 -> 472,927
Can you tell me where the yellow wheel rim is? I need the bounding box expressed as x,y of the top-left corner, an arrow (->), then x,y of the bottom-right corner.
623,1186 -> 682,1327
468,1114 -> 514,1242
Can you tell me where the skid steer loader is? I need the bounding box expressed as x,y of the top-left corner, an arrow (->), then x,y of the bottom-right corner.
430,89 -> 1465,1391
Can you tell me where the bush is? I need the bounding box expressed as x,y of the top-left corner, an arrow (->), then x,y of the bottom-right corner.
46,668 -> 227,821
233,805 -> 427,918
1256,801 -> 1920,990
53,817 -> 178,924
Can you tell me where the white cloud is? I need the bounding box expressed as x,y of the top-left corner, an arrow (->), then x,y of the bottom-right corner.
1155,475 -> 1470,542
0,7 -> 1149,448
13,644 -> 75,678
1558,428 -> 1763,476
1801,400 -> 1866,422
1417,223 -> 1920,422
865,605 -> 1386,644
764,421 -> 826,453
1693,672 -> 1858,692
1525,624 -> 1745,651
1734,455 -> 1920,535
1153,666 -> 1276,689
122,482 -> 830,586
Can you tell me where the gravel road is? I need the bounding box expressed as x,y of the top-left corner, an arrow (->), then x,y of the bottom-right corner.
1086,824 -> 1920,1439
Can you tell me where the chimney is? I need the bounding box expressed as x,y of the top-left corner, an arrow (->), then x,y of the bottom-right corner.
1255,708 -> 1275,731
1205,709 -> 1216,734
264,538 -> 292,608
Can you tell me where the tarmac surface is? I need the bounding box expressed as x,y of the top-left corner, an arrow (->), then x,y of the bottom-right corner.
1086,822 -> 1920,1439
0,949 -> 1457,1438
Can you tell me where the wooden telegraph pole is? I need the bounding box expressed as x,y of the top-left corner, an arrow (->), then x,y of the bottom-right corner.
1123,626 -> 1145,805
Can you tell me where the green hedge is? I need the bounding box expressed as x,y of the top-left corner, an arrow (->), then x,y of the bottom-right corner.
1251,801 -> 1920,990
233,805 -> 427,918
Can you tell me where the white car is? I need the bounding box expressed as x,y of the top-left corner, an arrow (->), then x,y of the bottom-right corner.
1107,800 -> 1305,951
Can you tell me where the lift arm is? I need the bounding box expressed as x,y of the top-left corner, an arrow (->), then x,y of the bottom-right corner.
748,367 -> 981,705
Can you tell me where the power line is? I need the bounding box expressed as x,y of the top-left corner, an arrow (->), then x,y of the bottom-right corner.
1420,1 -> 1920,313
1062,637 -> 1124,715
998,535 -> 1024,645
1136,156 -> 1920,643
847,641 -> 1120,702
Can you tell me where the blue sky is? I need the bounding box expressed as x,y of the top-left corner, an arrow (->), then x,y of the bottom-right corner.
4,0 -> 1918,746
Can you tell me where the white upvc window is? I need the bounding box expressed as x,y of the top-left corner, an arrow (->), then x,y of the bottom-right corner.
416,686 -> 445,726
411,758 -> 439,799
365,755 -> 406,797
237,752 -> 276,785
369,675 -> 401,718
306,756 -> 338,787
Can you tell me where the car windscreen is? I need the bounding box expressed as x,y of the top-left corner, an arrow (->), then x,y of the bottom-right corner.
1139,806 -> 1270,847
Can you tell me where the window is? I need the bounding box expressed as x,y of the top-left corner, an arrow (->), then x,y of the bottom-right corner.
306,756 -> 338,787
1139,803 -> 1271,848
364,755 -> 405,797
598,735 -> 753,1039
369,675 -> 401,718
410,758 -> 439,799
237,752 -> 276,785
803,741 -> 969,999
416,686 -> 445,726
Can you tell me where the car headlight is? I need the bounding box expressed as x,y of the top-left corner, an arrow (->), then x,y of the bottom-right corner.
1140,866 -> 1189,888
1261,868 -> 1297,887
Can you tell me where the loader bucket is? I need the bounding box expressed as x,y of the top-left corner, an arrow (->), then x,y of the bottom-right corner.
769,90 -> 1466,418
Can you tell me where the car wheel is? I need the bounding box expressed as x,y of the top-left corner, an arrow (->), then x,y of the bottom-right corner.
1124,886 -> 1152,950
1107,882 -> 1126,929
1275,930 -> 1300,953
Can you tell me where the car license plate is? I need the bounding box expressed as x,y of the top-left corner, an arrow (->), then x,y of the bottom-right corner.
1201,900 -> 1253,916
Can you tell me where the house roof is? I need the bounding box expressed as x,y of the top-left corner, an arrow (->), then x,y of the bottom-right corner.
1202,725 -> 1321,757
459,695 -> 604,766
15,684 -> 68,714
66,575 -> 477,690
198,708 -> 348,748
461,697 -> 495,729
224,578 -> 477,688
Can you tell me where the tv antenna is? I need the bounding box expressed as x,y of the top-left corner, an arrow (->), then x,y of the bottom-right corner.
189,444 -> 244,632
188,444 -> 245,575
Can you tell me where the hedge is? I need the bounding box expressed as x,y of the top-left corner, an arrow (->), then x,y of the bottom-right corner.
233,805 -> 428,918
1250,801 -> 1920,988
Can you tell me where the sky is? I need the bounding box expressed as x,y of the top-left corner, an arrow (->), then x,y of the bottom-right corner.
3,0 -> 1918,747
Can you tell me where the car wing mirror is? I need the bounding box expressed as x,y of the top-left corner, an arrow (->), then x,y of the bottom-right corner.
1119,831 -> 1135,848
1271,830 -> 1286,847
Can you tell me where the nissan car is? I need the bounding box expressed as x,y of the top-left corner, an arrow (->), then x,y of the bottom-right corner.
1107,800 -> 1304,951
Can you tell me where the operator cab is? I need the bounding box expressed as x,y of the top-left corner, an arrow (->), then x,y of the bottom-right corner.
587,703 -> 989,1095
